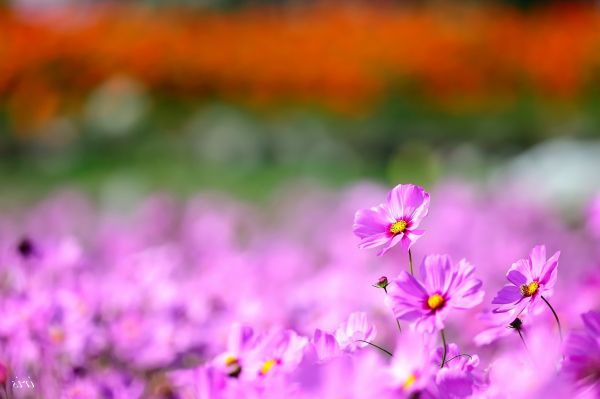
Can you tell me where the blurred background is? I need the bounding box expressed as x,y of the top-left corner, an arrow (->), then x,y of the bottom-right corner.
1,0 -> 600,209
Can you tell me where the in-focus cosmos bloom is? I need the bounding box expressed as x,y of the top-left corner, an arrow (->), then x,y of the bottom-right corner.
563,311 -> 600,395
353,184 -> 430,255
492,245 -> 560,314
385,254 -> 484,333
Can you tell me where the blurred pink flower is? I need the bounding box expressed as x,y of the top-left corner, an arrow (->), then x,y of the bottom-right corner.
353,184 -> 430,255
386,255 -> 484,333
334,312 -> 377,352
387,329 -> 437,397
311,329 -> 341,363
432,343 -> 486,398
492,245 -> 560,314
563,311 -> 600,396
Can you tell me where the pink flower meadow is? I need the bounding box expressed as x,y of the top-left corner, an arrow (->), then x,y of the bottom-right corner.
0,183 -> 598,397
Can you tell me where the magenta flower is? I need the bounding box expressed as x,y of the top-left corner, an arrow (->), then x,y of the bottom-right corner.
492,245 -> 560,314
353,184 -> 430,256
563,311 -> 600,395
386,255 -> 484,333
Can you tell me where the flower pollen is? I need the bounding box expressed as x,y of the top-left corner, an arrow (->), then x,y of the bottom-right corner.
260,359 -> 279,376
225,356 -> 242,378
389,220 -> 408,235
519,281 -> 539,297
427,293 -> 445,311
403,373 -> 417,390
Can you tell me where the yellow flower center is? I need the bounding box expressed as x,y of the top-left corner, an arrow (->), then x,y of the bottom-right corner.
225,356 -> 238,366
390,220 -> 408,235
225,356 -> 242,378
403,374 -> 417,390
260,359 -> 278,375
520,281 -> 539,297
427,293 -> 445,310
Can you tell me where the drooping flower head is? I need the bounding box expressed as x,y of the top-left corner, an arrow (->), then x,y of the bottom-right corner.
492,245 -> 560,314
386,255 -> 484,333
563,311 -> 600,395
353,184 -> 430,256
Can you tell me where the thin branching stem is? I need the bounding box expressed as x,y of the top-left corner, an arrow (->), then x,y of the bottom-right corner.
408,249 -> 414,275
541,295 -> 563,342
355,340 -> 393,357
443,353 -> 472,366
383,286 -> 402,333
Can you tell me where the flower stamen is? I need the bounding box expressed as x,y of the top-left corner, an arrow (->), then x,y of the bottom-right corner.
389,220 -> 407,235
520,281 -> 539,297
427,293 -> 445,310
403,373 -> 417,390
259,359 -> 280,376
225,356 -> 241,378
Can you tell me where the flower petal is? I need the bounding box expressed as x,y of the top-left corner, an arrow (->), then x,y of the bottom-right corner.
386,272 -> 429,320
491,284 -> 522,305
539,250 -> 560,287
386,184 -> 430,226
419,254 -> 452,293
506,269 -> 527,287
582,311 -> 600,337
529,244 -> 547,278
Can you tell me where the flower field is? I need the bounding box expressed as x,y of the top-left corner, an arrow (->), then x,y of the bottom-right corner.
0,181 -> 599,397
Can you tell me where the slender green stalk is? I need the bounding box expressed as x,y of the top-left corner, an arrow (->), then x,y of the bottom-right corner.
541,295 -> 563,342
408,249 -> 414,275
355,340 -> 393,357
383,286 -> 402,333
440,329 -> 447,368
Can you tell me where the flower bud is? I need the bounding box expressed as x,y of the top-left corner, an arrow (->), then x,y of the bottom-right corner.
375,276 -> 389,289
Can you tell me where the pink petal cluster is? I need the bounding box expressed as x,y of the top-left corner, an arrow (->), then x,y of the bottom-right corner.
353,184 -> 430,255
386,255 -> 484,333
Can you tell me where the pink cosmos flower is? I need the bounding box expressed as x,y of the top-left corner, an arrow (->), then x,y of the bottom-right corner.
386,255 -> 484,333
353,184 -> 430,256
563,311 -> 600,395
492,245 -> 560,314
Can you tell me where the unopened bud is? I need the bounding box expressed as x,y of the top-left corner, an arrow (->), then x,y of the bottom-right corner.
375,276 -> 389,289
509,318 -> 523,331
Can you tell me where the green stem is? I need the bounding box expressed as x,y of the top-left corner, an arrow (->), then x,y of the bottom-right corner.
408,249 -> 414,275
355,340 -> 393,357
440,329 -> 447,368
383,286 -> 402,333
541,295 -> 563,342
